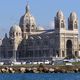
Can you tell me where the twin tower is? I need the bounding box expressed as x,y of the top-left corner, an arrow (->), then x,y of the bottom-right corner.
54,10 -> 79,58
55,10 -> 78,31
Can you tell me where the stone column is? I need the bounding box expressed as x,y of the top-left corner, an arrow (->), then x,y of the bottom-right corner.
13,40 -> 17,62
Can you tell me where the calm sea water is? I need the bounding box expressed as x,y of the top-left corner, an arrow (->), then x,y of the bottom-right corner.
0,73 -> 80,80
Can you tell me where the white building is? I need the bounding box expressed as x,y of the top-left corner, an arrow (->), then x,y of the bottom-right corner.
0,2 -> 79,63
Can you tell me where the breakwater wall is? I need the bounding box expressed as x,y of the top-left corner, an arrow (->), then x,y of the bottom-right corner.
0,65 -> 80,73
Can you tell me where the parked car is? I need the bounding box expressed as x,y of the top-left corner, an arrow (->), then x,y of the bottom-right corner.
21,62 -> 26,65
65,63 -> 72,66
38,62 -> 44,64
63,59 -> 76,63
32,62 -> 38,64
12,62 -> 21,65
44,60 -> 50,64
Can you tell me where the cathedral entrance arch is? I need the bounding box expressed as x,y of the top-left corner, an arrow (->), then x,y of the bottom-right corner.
66,40 -> 72,57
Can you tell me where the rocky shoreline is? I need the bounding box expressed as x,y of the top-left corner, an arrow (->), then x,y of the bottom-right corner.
0,65 -> 80,73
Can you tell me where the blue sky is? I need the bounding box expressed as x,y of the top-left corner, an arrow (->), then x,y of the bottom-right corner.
0,0 -> 80,38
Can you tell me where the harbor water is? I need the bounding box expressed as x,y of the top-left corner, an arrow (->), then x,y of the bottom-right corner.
0,73 -> 80,80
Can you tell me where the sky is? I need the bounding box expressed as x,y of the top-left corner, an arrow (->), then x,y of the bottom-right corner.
0,0 -> 80,38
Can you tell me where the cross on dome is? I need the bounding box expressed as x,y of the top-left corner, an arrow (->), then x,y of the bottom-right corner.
26,0 -> 30,13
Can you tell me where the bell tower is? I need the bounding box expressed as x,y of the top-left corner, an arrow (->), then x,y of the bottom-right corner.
54,10 -> 66,58
68,12 -> 78,31
54,10 -> 66,31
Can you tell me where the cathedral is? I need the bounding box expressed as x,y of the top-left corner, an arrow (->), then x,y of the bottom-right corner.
0,3 -> 79,63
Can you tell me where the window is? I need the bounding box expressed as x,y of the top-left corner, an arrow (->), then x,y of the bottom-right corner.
79,45 -> 80,50
8,51 -> 13,58
10,40 -> 12,45
75,51 -> 78,57
61,23 -> 64,28
74,21 -> 77,29
62,51 -> 65,57
68,21 -> 73,30
56,51 -> 59,57
55,18 -> 59,29
28,41 -> 33,46
55,21 -> 59,29
13,32 -> 15,37
37,40 -> 40,45
26,24 -> 30,32
26,23 -> 28,26
32,25 -> 34,27
10,33 -> 12,37
16,32 -> 18,36
44,40 -> 48,46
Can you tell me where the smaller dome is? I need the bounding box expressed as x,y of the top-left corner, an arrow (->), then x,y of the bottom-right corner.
70,12 -> 77,20
56,10 -> 64,19
10,25 -> 21,33
37,26 -> 45,30
28,36 -> 34,40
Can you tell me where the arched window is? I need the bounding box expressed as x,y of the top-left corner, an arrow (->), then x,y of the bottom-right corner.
74,21 -> 77,29
10,33 -> 13,37
44,40 -> 48,46
61,20 -> 64,28
32,24 -> 34,27
16,32 -> 18,36
55,18 -> 59,29
62,51 -> 65,57
75,51 -> 78,57
56,21 -> 59,29
79,45 -> 80,50
28,41 -> 33,46
68,20 -> 73,30
36,40 -> 40,45
56,51 -> 59,57
35,36 -> 42,45
13,32 -> 15,37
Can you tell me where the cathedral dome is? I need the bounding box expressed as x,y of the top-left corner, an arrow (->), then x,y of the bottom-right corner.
70,12 -> 77,20
19,2 -> 36,30
24,12 -> 36,25
56,10 -> 64,19
24,1 -> 35,23
10,25 -> 21,33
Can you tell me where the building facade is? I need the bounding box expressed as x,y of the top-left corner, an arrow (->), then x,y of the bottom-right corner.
0,3 -> 79,62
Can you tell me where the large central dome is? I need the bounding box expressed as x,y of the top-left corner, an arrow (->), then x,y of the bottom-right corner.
19,2 -> 36,32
